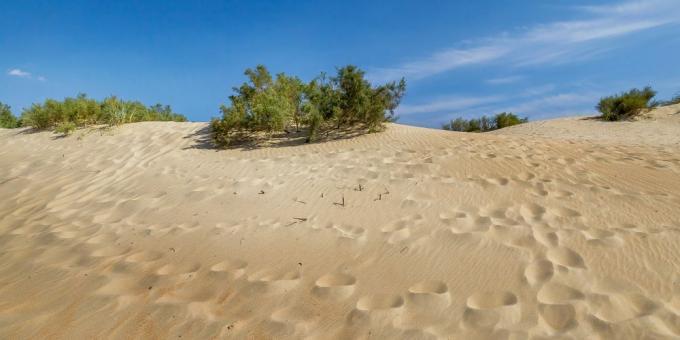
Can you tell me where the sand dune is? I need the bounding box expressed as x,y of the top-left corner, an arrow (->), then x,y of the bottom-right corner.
1,106 -> 680,338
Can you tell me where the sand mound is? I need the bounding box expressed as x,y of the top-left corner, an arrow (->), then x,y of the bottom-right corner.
1,117 -> 679,338
493,103 -> 680,146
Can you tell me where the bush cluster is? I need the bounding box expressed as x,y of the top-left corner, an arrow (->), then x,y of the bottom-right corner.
211,65 -> 406,146
20,94 -> 186,130
442,112 -> 528,132
596,87 -> 657,121
0,102 -> 21,128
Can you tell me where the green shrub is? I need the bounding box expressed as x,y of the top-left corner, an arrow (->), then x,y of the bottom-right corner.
22,102 -> 53,129
0,102 -> 21,128
443,112 -> 527,132
596,87 -> 656,121
54,121 -> 77,136
305,104 -> 322,143
212,64 -> 406,147
495,112 -> 528,128
20,94 -> 186,130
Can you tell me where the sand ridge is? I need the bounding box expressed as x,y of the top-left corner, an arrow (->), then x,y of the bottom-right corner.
1,112 -> 680,338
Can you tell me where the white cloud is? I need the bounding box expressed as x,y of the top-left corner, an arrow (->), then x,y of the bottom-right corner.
8,69 -> 31,78
369,46 -> 508,82
486,75 -> 524,85
490,93 -> 600,119
7,68 -> 47,81
397,95 -> 504,115
369,0 -> 679,82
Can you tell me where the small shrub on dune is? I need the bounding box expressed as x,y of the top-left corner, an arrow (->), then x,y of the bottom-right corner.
211,64 -> 406,147
20,94 -> 187,134
596,87 -> 657,121
494,112 -> 528,129
443,112 -> 527,132
0,102 -> 21,128
54,121 -> 77,136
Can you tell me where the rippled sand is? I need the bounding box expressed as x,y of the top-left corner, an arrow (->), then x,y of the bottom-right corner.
1,105 -> 679,338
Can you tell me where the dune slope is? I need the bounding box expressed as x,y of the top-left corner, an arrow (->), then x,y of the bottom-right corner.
1,116 -> 680,338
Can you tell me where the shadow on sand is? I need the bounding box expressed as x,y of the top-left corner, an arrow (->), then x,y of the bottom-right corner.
182,125 -> 369,151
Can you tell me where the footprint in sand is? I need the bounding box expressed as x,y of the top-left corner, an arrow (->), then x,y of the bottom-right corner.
382,214 -> 423,244
524,259 -> 554,286
156,262 -> 201,276
90,245 -> 132,257
466,291 -> 518,310
546,246 -> 586,269
312,273 -> 356,299
406,281 -> 451,310
246,267 -> 301,294
537,282 -> 585,304
539,303 -> 577,331
210,258 -> 248,278
356,294 -> 404,311
588,293 -> 658,323
463,291 -> 520,329
582,229 -> 624,247
124,250 -> 163,263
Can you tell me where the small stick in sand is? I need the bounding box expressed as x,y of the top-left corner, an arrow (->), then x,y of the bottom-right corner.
258,190 -> 265,194
334,195 -> 345,207
293,217 -> 308,222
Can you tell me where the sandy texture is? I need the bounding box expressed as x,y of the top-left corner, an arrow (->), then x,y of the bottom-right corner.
1,107 -> 680,338
493,103 -> 680,147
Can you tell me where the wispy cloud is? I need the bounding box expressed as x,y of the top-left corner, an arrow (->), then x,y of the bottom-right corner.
397,95 -> 504,115
7,68 -> 47,81
489,93 -> 600,119
370,46 -> 508,82
486,75 -> 524,85
8,68 -> 31,78
370,0 -> 679,82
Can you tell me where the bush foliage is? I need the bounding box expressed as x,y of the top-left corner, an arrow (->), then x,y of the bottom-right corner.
211,65 -> 406,146
443,112 -> 528,132
0,102 -> 21,128
596,87 -> 657,121
20,94 -> 186,130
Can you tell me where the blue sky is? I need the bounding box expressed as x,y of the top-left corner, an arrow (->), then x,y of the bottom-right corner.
2,0 -> 679,127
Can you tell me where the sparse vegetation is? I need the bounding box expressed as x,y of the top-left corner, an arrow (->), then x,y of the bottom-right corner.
211,65 -> 406,147
54,121 -> 77,136
596,87 -> 657,121
442,112 -> 528,132
20,94 -> 186,132
0,102 -> 21,128
660,93 -> 680,107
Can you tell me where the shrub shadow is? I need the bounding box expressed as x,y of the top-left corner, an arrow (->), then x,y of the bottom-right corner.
182,125 -> 369,151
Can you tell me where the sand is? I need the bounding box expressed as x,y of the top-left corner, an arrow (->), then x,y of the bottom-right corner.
1,105 -> 679,339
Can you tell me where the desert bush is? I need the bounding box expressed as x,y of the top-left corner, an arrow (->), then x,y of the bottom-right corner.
495,112 -> 528,128
443,112 -> 527,132
212,65 -> 406,147
54,121 -> 77,136
21,94 -> 186,131
597,87 -> 656,121
0,102 -> 21,128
